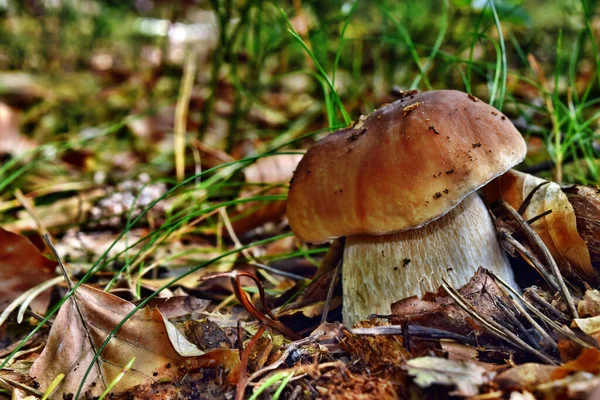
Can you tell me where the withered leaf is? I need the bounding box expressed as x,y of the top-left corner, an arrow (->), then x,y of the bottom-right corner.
406,356 -> 491,397
494,363 -> 557,392
391,268 -> 511,338
231,154 -> 303,234
551,348 -> 600,379
484,170 -> 595,281
577,289 -> 600,317
30,284 -> 185,398
0,227 -> 56,314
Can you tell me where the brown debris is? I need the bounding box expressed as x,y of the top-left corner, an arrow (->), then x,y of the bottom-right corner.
403,102 -> 422,116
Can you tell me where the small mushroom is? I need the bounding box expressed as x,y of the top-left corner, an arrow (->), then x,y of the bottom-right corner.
287,90 -> 527,326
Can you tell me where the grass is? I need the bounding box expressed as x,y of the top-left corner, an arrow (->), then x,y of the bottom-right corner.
1,0 -> 600,396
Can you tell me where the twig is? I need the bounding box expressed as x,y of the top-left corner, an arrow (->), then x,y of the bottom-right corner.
494,298 -> 541,350
0,377 -> 43,397
525,288 -> 571,325
490,272 -> 556,348
499,200 -> 579,319
201,271 -> 300,339
174,45 -> 198,182
489,272 -> 595,349
351,325 -> 478,346
500,232 -> 560,292
441,278 -> 558,364
236,324 -> 267,400
321,261 -> 341,324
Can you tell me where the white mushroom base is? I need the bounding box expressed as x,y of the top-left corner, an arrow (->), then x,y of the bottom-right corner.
342,193 -> 517,327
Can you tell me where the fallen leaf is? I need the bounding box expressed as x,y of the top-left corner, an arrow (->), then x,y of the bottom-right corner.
0,227 -> 56,314
484,170 -> 596,282
552,348 -> 600,379
406,356 -> 491,397
391,268 -> 512,339
0,102 -> 35,156
572,315 -> 600,341
578,289 -> 600,317
494,363 -> 557,392
231,154 -> 303,235
29,284 -> 185,398
161,313 -> 206,357
137,296 -> 210,319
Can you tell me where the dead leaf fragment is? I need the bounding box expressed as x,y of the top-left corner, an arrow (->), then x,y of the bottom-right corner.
406,356 -> 491,397
30,284 -> 185,397
494,363 -> 557,392
578,289 -> 600,317
552,348 -> 600,379
484,170 -> 596,282
0,228 -> 56,314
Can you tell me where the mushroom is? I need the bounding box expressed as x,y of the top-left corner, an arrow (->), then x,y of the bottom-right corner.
287,90 -> 527,326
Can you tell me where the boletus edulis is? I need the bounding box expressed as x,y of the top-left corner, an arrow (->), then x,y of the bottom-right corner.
287,90 -> 527,326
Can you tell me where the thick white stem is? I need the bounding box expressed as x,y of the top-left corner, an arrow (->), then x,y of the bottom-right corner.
342,193 -> 516,326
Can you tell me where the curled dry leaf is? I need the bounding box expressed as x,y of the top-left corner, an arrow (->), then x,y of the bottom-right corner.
551,348 -> 600,379
30,284 -> 185,398
563,185 -> 600,273
494,363 -> 557,392
231,154 -> 303,235
484,169 -> 597,282
406,356 -> 491,397
391,268 -> 512,339
0,227 -> 56,315
572,315 -> 600,342
577,289 -> 600,317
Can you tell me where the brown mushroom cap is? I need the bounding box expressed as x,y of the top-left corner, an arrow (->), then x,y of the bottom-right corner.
287,90 -> 527,244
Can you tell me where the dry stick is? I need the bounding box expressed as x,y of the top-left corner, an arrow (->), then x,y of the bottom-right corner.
490,274 -> 556,348
321,261 -> 341,324
0,377 -> 43,397
525,288 -> 571,324
14,188 -> 50,238
174,45 -> 198,183
489,272 -> 595,349
501,233 -> 560,292
440,278 -> 558,364
499,200 -> 579,319
236,324 -> 267,400
494,298 -> 541,350
351,325 -> 478,346
202,271 -> 300,339
42,234 -> 108,389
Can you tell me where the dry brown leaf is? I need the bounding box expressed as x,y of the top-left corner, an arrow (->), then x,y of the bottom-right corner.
0,102 -> 35,156
577,289 -> 600,317
406,356 -> 491,397
391,268 -> 511,338
29,284 -> 185,398
6,189 -> 104,232
484,170 -> 596,282
551,348 -> 600,379
231,154 -> 303,235
494,363 -> 557,392
0,228 -> 56,314
572,315 -> 600,341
